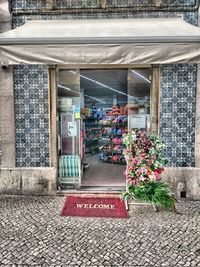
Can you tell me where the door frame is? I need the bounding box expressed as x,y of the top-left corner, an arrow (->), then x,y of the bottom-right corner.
48,65 -> 160,179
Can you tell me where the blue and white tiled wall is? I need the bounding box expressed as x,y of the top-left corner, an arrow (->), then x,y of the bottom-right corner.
11,0 -> 197,10
14,65 -> 50,167
160,64 -> 196,167
12,0 -> 198,167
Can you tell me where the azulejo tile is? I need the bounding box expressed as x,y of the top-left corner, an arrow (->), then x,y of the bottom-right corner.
160,64 -> 196,167
11,0 -> 196,11
14,65 -> 50,167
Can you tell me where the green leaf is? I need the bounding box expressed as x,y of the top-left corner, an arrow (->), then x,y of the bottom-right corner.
122,181 -> 175,210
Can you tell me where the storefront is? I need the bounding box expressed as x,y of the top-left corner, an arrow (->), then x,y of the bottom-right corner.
0,16 -> 200,198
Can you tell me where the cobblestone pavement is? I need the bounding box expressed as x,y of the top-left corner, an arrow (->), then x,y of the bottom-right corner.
0,195 -> 200,267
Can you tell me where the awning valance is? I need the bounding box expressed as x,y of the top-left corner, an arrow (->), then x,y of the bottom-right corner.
0,18 -> 200,65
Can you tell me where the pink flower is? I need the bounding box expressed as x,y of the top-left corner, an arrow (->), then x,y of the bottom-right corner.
154,170 -> 161,181
140,176 -> 146,181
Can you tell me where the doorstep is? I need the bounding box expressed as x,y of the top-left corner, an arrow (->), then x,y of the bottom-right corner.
57,186 -> 125,196
57,192 -> 122,198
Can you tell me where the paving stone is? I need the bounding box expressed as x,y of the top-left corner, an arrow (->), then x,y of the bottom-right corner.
0,195 -> 200,266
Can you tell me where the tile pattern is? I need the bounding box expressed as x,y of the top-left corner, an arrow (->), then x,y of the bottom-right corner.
107,0 -> 153,7
14,65 -> 50,167
161,0 -> 196,6
55,0 -> 100,8
11,0 -> 46,10
107,0 -> 196,7
12,10 -> 198,29
12,8 -> 197,167
11,0 -> 100,10
184,11 -> 198,25
11,0 -> 196,10
160,64 -> 197,167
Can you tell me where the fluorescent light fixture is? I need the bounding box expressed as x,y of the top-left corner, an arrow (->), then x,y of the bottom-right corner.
58,84 -> 80,95
58,84 -> 72,91
84,93 -> 106,104
58,83 -> 105,104
70,70 -> 77,75
131,70 -> 151,83
80,74 -> 143,102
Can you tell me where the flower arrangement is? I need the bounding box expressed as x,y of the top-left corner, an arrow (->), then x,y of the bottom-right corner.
122,130 -> 176,211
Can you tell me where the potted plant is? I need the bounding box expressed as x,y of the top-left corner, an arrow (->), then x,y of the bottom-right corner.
122,130 -> 176,211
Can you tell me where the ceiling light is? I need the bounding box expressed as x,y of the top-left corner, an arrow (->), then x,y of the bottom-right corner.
84,93 -> 106,104
58,83 -> 105,104
131,70 -> 151,83
58,84 -> 80,95
58,84 -> 72,91
80,74 -> 143,102
70,70 -> 77,75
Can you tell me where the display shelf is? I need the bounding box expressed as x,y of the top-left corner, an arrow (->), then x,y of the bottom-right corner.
83,113 -> 127,162
84,117 -> 101,155
98,115 -> 127,165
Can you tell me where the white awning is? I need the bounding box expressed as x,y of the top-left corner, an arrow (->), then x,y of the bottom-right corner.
0,18 -> 200,65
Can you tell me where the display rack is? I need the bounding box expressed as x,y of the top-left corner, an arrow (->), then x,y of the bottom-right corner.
99,115 -> 127,165
84,117 -> 101,155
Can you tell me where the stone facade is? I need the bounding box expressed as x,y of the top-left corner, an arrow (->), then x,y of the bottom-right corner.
0,0 -> 14,168
0,0 -> 200,198
11,2 -> 198,168
0,167 -> 57,195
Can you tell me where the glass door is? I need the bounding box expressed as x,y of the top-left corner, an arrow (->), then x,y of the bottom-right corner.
127,68 -> 151,132
57,69 -> 82,189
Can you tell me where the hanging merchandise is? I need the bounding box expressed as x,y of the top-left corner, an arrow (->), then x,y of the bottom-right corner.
106,105 -> 127,116
84,116 -> 100,155
98,110 -> 127,165
91,102 -> 97,118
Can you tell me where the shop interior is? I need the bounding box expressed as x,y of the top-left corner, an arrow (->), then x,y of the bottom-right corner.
57,68 -> 151,190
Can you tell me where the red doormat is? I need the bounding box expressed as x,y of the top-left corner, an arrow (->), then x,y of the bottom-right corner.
60,196 -> 128,218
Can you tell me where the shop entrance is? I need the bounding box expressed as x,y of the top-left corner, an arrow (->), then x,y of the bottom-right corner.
56,68 -> 151,190
81,69 -> 128,189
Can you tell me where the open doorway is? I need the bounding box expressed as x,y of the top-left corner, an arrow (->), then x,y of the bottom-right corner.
56,68 -> 151,190
81,69 -> 128,188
